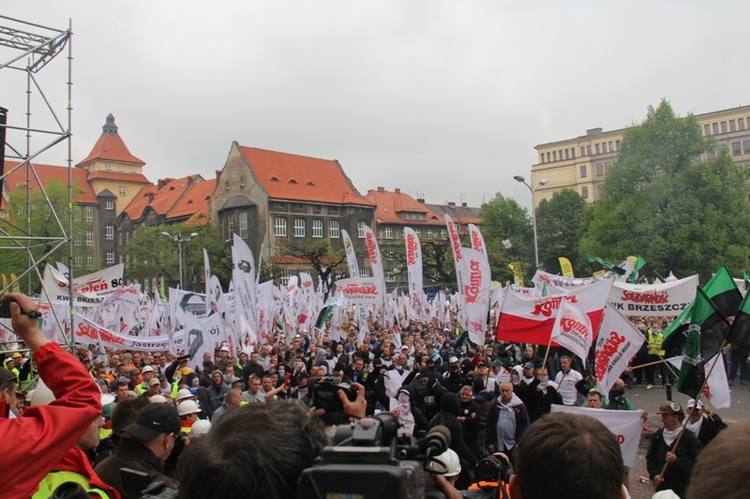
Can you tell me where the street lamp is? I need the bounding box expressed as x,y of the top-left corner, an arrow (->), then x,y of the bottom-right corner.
513,175 -> 549,269
161,231 -> 199,289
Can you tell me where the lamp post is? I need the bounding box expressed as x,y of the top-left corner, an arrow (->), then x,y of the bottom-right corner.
513,175 -> 549,269
161,231 -> 199,289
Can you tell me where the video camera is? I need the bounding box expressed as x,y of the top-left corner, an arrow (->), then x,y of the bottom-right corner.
464,453 -> 511,499
310,375 -> 357,413
297,413 -> 453,499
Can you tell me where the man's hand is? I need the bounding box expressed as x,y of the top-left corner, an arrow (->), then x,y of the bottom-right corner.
665,451 -> 676,464
3,293 -> 47,352
654,475 -> 664,488
339,381 -> 366,418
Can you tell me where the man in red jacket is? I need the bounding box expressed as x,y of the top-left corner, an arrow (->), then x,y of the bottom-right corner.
0,293 -> 102,499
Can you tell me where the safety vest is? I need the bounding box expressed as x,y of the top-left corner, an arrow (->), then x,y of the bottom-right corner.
32,470 -> 112,499
647,330 -> 665,356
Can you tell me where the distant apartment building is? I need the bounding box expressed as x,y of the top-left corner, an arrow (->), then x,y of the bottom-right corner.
532,104 -> 750,205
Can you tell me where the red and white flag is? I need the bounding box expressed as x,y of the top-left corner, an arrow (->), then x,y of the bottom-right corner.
594,305 -> 645,397
496,277 -> 613,345
550,299 -> 593,366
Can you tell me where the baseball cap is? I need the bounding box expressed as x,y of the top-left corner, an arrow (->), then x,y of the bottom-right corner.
124,404 -> 181,440
523,362 -> 534,370
476,359 -> 487,368
148,378 -> 161,387
180,367 -> 194,376
686,399 -> 703,410
491,360 -> 503,368
449,356 -> 459,364
657,401 -> 684,416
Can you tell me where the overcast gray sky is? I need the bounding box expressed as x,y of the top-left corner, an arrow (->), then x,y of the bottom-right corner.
2,1 -> 748,210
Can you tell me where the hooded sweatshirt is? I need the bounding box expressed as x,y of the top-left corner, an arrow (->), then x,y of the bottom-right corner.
430,392 -> 478,466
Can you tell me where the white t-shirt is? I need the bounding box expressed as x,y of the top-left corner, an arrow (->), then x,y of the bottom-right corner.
554,368 -> 583,405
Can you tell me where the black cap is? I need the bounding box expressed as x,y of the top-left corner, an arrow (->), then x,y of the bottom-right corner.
124,403 -> 180,441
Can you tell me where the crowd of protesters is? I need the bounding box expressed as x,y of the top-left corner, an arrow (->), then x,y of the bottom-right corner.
1,294 -> 744,499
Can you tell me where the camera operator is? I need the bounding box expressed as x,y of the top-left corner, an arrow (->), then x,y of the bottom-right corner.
0,293 -> 103,499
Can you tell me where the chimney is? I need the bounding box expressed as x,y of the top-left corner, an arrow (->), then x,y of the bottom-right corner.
147,192 -> 154,203
448,202 -> 456,207
462,202 -> 467,207
377,186 -> 385,193
157,178 -> 173,189
417,198 -> 425,204
395,188 -> 400,194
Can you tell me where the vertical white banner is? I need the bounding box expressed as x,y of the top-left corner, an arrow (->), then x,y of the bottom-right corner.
445,214 -> 467,328
404,227 -> 425,321
232,234 -> 259,344
461,247 -> 491,346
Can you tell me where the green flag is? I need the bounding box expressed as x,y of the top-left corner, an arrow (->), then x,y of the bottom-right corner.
587,255 -> 626,276
726,291 -> 750,351
677,324 -> 705,398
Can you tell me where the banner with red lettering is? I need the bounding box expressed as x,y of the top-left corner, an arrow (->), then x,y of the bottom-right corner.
73,312 -> 173,351
551,405 -> 643,466
462,247 -> 491,346
404,227 -> 425,321
363,225 -> 386,321
496,277 -> 613,345
468,224 -> 486,255
445,214 -> 467,328
41,263 -> 125,305
607,274 -> 698,316
550,299 -> 593,365
335,277 -> 385,305
532,269 -> 594,289
594,305 -> 645,397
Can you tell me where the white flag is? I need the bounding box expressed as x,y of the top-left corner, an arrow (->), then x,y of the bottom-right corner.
594,305 -> 646,397
668,353 -> 731,409
550,299 -> 593,366
551,405 -> 643,467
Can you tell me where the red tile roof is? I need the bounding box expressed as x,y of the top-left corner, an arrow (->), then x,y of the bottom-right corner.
77,115 -> 145,166
122,176 -> 203,222
237,145 -> 372,206
3,161 -> 98,204
364,187 -> 443,225
87,171 -> 150,184
168,178 -> 216,222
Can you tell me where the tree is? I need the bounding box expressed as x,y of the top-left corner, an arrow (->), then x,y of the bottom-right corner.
479,193 -> 533,283
581,99 -> 750,281
536,189 -> 592,275
0,178 -> 92,292
279,239 -> 347,299
125,224 -> 232,291
386,239 -> 457,292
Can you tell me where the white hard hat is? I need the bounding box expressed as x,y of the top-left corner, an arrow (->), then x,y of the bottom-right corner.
190,419 -> 211,438
177,399 -> 201,416
149,395 -> 167,404
32,380 -> 114,409
176,388 -> 194,401
430,449 -> 461,477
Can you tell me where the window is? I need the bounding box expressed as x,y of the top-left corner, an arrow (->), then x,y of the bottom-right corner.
571,149 -> 576,159
580,165 -> 587,178
580,147 -> 585,156
228,216 -> 235,236
357,221 -> 366,238
294,218 -> 305,237
596,163 -> 604,176
119,186 -> 126,196
713,123 -> 719,135
274,217 -> 287,237
733,142 -> 742,156
130,166 -> 136,173
73,207 -> 80,222
744,140 -> 750,155
730,120 -> 736,132
118,164 -> 124,172
105,251 -> 115,264
329,220 -> 340,238
539,153 -> 545,164
118,231 -> 123,246
105,225 -> 114,240
586,145 -> 592,156
704,124 -> 711,136
74,235 -> 81,247
105,163 -> 112,171
565,149 -> 570,160
86,230 -> 94,246
595,143 -> 601,155
105,200 -> 114,210
384,227 -> 393,239
581,187 -> 589,199
86,255 -> 94,270
280,269 -> 293,286
239,212 -> 248,238
225,182 -> 230,192
360,268 -> 371,278
553,151 -> 557,162
605,162 -> 611,174
85,207 -> 94,222
426,229 -> 433,239
312,219 -> 323,238
546,152 -> 551,163
721,121 -> 727,133
597,184 -> 604,198
440,229 -> 448,240
74,256 -> 82,267
740,118 -> 746,131
386,271 -> 396,283
240,178 -> 245,188
609,141 -> 614,152
602,142 -> 608,154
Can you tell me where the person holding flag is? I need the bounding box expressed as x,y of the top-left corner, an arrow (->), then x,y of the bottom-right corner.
646,401 -> 702,498
682,399 -> 727,448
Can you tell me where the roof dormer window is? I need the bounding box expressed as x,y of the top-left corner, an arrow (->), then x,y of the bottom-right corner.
306,181 -> 314,186
289,178 -> 298,184
270,176 -> 279,182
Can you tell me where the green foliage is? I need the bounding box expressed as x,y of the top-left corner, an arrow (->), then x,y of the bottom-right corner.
125,224 -> 232,291
536,189 -> 592,275
0,178 -> 92,291
478,193 -> 533,282
581,99 -> 750,281
284,238 -> 346,298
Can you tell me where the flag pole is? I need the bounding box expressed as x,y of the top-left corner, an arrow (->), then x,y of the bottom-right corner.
656,337 -> 729,484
